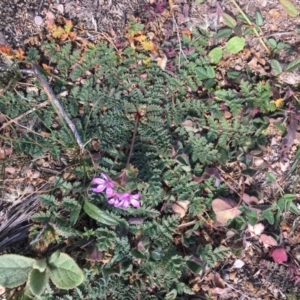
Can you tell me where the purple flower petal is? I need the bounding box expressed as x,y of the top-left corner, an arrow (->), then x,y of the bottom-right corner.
91,185 -> 106,193
108,198 -> 117,205
92,178 -> 105,185
100,173 -> 109,180
119,192 -> 130,202
131,193 -> 140,200
130,199 -> 140,208
114,200 -> 124,208
122,201 -> 130,209
106,187 -> 114,198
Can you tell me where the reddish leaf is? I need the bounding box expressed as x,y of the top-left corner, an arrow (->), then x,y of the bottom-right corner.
212,198 -> 242,224
243,193 -> 259,205
270,247 -> 288,264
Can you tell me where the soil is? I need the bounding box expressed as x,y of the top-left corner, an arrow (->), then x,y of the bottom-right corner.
1,0 -> 300,299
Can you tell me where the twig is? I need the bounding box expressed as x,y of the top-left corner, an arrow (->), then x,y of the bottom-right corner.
0,91 -> 68,131
31,63 -> 84,150
172,14 -> 188,69
0,100 -> 49,131
224,282 -> 250,299
178,220 -> 197,229
126,113 -> 140,168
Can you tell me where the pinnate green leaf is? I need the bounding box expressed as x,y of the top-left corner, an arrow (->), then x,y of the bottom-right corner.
48,252 -> 84,289
226,37 -> 245,53
279,0 -> 298,17
0,255 -> 35,288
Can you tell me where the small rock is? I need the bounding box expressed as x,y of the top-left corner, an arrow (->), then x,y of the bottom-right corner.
57,4 -> 64,14
233,259 -> 245,269
34,16 -> 43,26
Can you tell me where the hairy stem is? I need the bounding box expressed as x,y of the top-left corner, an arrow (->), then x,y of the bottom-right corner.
126,113 -> 140,168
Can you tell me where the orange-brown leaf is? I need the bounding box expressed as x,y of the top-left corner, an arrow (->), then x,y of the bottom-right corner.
0,45 -> 13,58
64,19 -> 73,33
14,48 -> 25,60
141,40 -> 158,52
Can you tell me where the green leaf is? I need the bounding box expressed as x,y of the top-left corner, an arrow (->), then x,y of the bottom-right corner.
260,209 -> 275,225
0,255 -> 35,288
186,260 -> 203,274
209,47 -> 223,64
215,28 -> 233,39
226,37 -> 245,54
48,252 -> 84,289
289,202 -> 299,215
255,11 -> 264,26
32,258 -> 47,272
268,38 -> 277,49
285,57 -> 300,72
206,66 -> 216,78
279,0 -> 298,17
282,194 -> 296,201
151,248 -> 163,261
83,200 -> 120,226
270,59 -> 282,75
222,13 -> 237,28
28,269 -> 49,296
131,249 -> 147,259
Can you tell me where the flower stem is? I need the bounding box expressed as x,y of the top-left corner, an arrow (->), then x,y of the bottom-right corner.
126,113 -> 140,168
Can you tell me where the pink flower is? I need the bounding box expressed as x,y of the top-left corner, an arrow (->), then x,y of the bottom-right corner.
114,192 -> 141,209
107,191 -> 120,206
91,173 -> 114,197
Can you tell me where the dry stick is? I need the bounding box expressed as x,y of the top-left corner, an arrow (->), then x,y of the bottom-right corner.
126,114 -> 139,168
172,14 -> 188,70
31,63 -> 84,150
0,100 -> 50,131
230,0 -> 270,55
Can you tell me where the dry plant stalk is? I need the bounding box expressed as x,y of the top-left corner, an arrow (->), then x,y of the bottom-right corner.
31,63 -> 84,150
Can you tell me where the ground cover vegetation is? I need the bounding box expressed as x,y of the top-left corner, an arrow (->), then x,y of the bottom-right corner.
0,0 -> 300,299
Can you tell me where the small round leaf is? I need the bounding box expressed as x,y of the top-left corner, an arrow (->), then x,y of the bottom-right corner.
226,37 -> 245,54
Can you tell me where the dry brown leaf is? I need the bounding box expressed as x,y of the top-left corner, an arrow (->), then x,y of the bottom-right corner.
248,223 -> 265,235
214,272 -> 225,288
212,198 -> 242,224
156,53 -> 168,70
247,57 -> 267,75
172,200 -> 189,218
5,167 -> 16,175
256,0 -> 268,7
260,234 -> 278,247
269,9 -> 281,18
0,147 -> 13,159
44,10 -> 56,29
